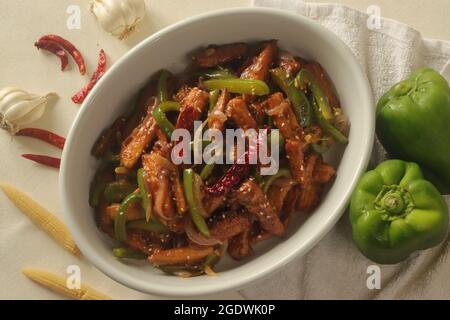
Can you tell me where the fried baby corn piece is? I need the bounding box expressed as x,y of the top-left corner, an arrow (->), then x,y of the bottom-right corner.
152,127 -> 172,158
241,40 -> 277,81
248,101 -> 266,125
235,180 -> 285,236
149,247 -> 214,266
92,116 -> 127,158
175,85 -> 191,103
227,230 -> 251,260
281,186 -> 301,225
142,153 -> 187,222
208,89 -> 230,132
176,87 -> 209,131
277,51 -> 307,77
262,93 -> 309,184
194,42 -> 248,68
125,229 -> 165,255
22,268 -> 111,300
0,183 -> 80,256
267,176 -> 297,214
285,138 -> 307,184
106,202 -> 142,221
297,153 -> 336,211
209,210 -> 252,242
226,97 -> 257,130
263,92 -> 302,139
123,79 -> 157,138
203,194 -> 226,216
120,99 -> 158,169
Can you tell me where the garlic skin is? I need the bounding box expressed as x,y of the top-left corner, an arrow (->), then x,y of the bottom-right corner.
90,0 -> 146,40
0,87 -> 56,134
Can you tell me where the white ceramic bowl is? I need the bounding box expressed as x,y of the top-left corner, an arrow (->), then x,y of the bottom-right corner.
60,7 -> 374,297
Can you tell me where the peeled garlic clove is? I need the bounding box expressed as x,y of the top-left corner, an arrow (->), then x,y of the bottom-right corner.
9,103 -> 47,132
90,0 -> 146,40
0,87 -> 27,102
0,91 -> 30,114
0,87 -> 56,134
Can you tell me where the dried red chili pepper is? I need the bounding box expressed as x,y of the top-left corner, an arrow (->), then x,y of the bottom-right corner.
38,35 -> 86,75
72,49 -> 107,104
205,131 -> 265,196
16,128 -> 66,150
34,39 -> 69,71
21,154 -> 61,169
206,151 -> 251,196
206,162 -> 250,196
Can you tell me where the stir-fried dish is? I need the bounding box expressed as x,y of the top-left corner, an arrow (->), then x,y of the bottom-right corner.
90,40 -> 349,277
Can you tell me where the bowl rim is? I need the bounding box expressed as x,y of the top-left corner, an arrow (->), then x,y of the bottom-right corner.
60,6 -> 375,297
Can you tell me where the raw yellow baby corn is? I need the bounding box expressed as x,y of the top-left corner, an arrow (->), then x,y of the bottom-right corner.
0,182 -> 81,256
22,268 -> 111,300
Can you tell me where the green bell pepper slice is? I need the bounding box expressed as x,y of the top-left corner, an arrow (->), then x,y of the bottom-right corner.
350,160 -> 449,264
113,247 -> 147,260
127,219 -> 168,233
183,169 -> 210,237
200,163 -> 215,180
310,97 -> 348,145
152,101 -> 181,139
203,79 -> 270,96
209,89 -> 220,111
114,193 -> 142,242
157,70 -> 171,102
103,180 -> 135,204
260,168 -> 292,193
376,68 -> 450,193
137,168 -> 153,221
295,69 -> 333,120
197,67 -> 237,80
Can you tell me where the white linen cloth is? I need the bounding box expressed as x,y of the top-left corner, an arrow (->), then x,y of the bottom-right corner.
240,0 -> 450,299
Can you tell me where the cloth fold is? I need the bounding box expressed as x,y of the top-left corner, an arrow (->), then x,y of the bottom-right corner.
242,0 -> 450,299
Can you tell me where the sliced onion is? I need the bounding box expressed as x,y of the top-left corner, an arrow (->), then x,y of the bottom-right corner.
185,219 -> 221,246
334,113 -> 350,135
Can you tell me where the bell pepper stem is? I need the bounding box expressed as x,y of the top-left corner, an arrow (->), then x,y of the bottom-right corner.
374,185 -> 413,220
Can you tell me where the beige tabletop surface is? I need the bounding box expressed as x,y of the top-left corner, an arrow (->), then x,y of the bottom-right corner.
0,0 -> 449,300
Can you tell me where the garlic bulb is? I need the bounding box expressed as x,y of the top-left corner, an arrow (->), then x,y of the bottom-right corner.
0,87 -> 56,134
90,0 -> 146,40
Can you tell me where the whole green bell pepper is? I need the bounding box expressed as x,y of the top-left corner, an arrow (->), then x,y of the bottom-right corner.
350,160 -> 448,264
376,68 -> 450,193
